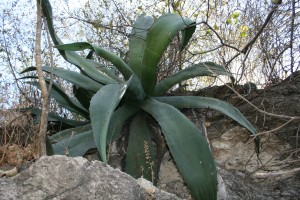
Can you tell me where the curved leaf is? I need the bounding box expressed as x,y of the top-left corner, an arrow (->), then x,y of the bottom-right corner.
90,81 -> 130,163
73,86 -> 94,109
56,42 -> 133,80
21,66 -> 102,92
16,107 -> 87,128
88,59 -> 122,82
49,124 -> 94,157
41,0 -> 61,46
180,24 -> 196,50
28,81 -> 89,118
155,96 -> 259,150
50,123 -> 92,142
141,14 -> 196,94
129,14 -> 154,78
51,130 -> 95,157
126,112 -> 158,184
64,51 -> 118,84
41,0 -> 116,84
154,62 -> 232,96
124,74 -> 146,104
140,98 -> 217,199
107,103 -> 139,143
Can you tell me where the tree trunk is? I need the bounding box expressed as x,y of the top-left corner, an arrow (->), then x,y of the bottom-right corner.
35,0 -> 49,157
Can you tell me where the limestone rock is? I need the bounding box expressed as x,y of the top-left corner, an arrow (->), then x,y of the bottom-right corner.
0,155 -> 182,200
210,126 -> 294,173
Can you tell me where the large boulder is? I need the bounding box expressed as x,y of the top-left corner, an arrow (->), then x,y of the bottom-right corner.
0,155 -> 182,200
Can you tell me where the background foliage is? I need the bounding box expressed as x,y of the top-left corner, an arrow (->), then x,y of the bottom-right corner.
1,0 -> 299,107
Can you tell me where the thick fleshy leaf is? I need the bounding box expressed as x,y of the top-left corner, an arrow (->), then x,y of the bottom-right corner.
56,42 -> 133,80
123,74 -> 146,104
51,130 -> 95,156
128,14 -> 154,78
87,59 -> 122,82
140,98 -> 217,199
154,62 -> 232,96
180,25 -> 196,50
14,107 -> 87,128
21,66 -> 102,92
41,0 -> 61,46
50,123 -> 92,142
73,86 -> 94,109
49,124 -> 94,157
90,82 -> 130,163
141,14 -> 196,94
126,112 -> 158,185
155,96 -> 259,151
62,51 -> 118,84
107,103 -> 139,144
28,81 -> 89,118
41,0 -> 116,84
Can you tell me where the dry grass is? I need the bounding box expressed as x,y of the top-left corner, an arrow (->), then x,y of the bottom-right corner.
0,106 -> 39,166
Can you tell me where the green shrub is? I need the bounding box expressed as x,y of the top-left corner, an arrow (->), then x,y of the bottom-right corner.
22,1 -> 259,199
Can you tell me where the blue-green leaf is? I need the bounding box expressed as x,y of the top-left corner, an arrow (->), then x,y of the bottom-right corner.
141,14 -> 196,94
126,112 -> 158,184
21,66 -> 102,92
155,96 -> 259,151
154,62 -> 231,96
13,107 -> 87,128
107,103 -> 139,143
50,123 -> 92,142
41,0 -> 116,84
90,81 -> 130,163
56,42 -> 133,80
141,98 -> 217,199
28,81 -> 89,118
180,24 -> 196,50
51,130 -> 95,157
129,14 -> 154,78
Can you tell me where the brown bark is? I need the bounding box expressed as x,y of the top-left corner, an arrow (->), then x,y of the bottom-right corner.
35,0 -> 49,157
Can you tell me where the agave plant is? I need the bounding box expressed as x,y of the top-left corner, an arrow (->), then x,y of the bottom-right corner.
21,0 -> 259,199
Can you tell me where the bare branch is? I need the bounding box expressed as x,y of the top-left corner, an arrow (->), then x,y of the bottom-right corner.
240,6 -> 278,54
256,119 -> 295,136
253,167 -> 300,178
202,22 -> 240,52
69,16 -> 130,37
202,63 -> 300,120
225,5 -> 279,69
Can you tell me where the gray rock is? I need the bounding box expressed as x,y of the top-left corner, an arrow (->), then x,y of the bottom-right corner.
0,155 -> 182,200
217,166 -> 300,200
1,155 -> 298,200
158,151 -> 228,200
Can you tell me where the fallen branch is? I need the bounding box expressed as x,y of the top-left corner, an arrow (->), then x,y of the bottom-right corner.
253,167 -> 300,178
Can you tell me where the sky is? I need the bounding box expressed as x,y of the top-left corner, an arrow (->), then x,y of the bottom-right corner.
0,0 -> 87,108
